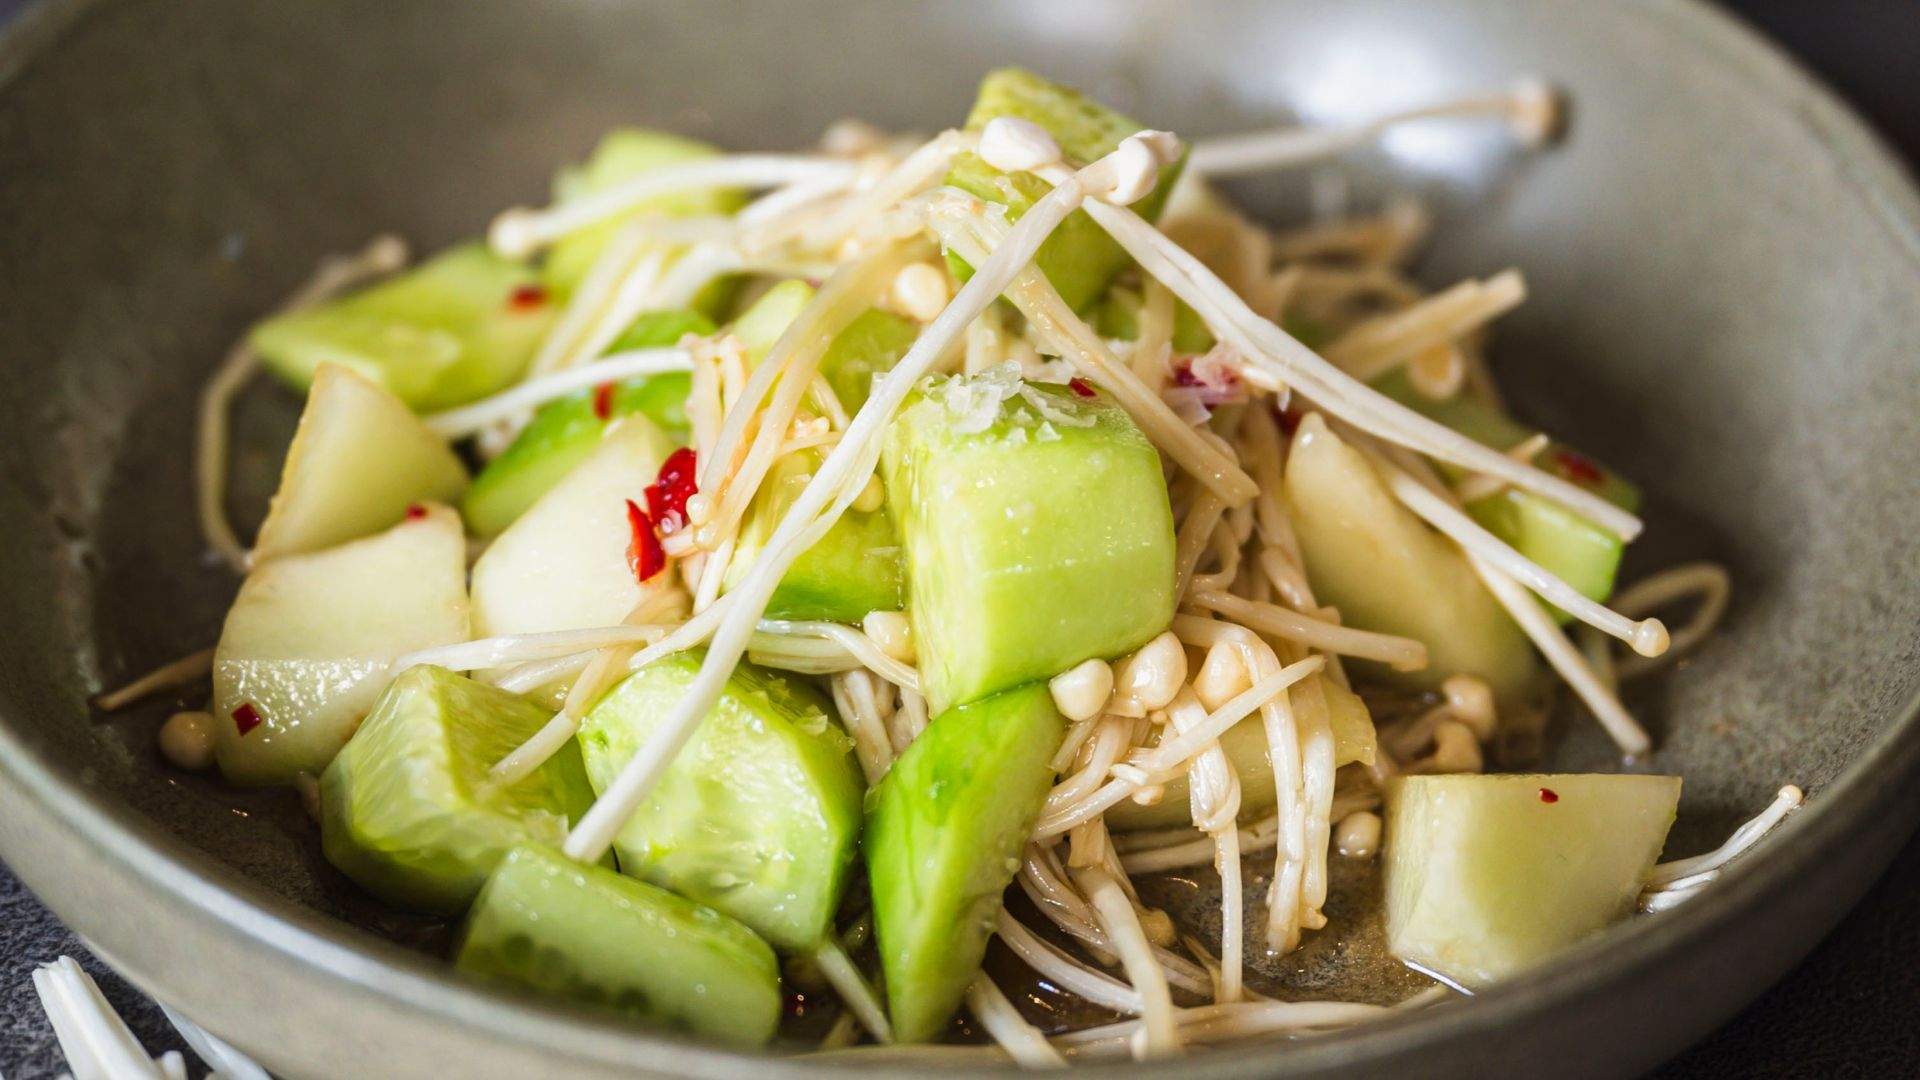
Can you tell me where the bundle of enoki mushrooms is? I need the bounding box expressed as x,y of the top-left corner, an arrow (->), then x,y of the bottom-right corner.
141,83 -> 1778,1065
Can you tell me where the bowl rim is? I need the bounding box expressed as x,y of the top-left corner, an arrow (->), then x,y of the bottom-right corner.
2,0 -> 1918,1075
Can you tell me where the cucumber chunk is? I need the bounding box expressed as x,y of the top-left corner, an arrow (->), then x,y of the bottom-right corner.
946,68 -> 1185,311
1383,773 -> 1681,987
865,683 -> 1066,1042
469,415 -> 677,638
253,363 -> 469,561
460,309 -> 712,537
1107,673 -> 1377,831
820,307 -> 920,413
1372,370 -> 1639,613
1283,414 -> 1540,701
456,844 -> 781,1046
882,367 -> 1176,713
320,666 -> 597,914
212,505 -> 469,786
719,282 -> 918,622
576,651 -> 864,952
250,244 -> 554,411
724,449 -> 905,622
543,129 -> 748,299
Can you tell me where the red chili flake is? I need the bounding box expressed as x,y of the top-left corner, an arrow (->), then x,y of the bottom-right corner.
404,503 -> 427,521
592,381 -> 616,421
1276,404 -> 1301,437
1170,359 -> 1203,387
625,499 -> 666,583
644,447 -> 699,534
1552,448 -> 1605,488
1539,787 -> 1560,804
1067,377 -> 1096,399
232,702 -> 263,736
507,283 -> 549,311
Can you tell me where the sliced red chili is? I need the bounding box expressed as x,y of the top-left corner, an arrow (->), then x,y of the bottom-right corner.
1552,448 -> 1605,488
507,283 -> 549,311
645,447 -> 699,533
1538,787 -> 1560,804
592,381 -> 616,421
1067,377 -> 1097,399
232,702 -> 263,736
625,499 -> 666,583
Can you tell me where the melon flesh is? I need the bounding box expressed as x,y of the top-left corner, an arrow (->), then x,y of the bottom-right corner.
212,504 -> 470,786
1383,773 -> 1681,988
1284,413 -> 1539,702
252,363 -> 468,562
468,415 -> 676,638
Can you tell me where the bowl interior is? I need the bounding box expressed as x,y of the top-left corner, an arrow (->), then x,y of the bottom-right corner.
3,0 -> 1919,1073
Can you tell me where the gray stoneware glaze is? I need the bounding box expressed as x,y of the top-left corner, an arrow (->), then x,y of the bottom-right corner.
1,1 -> 1917,1077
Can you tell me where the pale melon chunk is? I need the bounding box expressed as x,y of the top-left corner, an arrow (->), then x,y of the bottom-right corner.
469,415 -> 676,637
1284,413 -> 1539,702
252,363 -> 469,562
213,504 -> 470,786
1383,773 -> 1681,988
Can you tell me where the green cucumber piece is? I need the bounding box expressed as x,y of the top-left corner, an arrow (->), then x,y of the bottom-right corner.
719,283 -> 918,622
1284,414 -> 1540,701
250,244 -> 554,411
213,505 -> 469,787
577,651 -> 864,951
866,682 -> 1066,1042
1107,673 -> 1376,831
728,279 -> 816,361
1372,369 -> 1639,611
1093,284 -> 1216,354
1384,773 -> 1680,987
319,666 -> 598,914
725,449 -> 904,622
945,68 -> 1185,311
821,307 -> 920,413
253,363 -> 469,561
460,309 -> 712,537
456,844 -> 781,1045
543,129 -> 748,300
882,367 -> 1176,713
728,279 -> 920,409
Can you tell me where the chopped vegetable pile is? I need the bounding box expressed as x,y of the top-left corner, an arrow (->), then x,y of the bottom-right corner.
93,67 -> 1806,1066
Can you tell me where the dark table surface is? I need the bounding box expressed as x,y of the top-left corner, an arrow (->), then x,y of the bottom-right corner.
4,0 -> 1919,1076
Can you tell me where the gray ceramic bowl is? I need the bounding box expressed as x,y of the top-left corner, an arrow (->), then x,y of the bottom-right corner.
2,0 -> 1918,1076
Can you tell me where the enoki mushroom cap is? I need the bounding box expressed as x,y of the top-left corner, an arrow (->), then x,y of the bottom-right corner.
488,208 -> 541,258
1631,617 -> 1670,658
979,116 -> 1064,173
1506,78 -> 1566,148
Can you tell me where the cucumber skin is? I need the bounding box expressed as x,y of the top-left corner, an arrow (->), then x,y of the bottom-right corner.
250,244 -> 555,412
456,844 -> 781,1046
460,309 -> 713,537
319,666 -> 599,915
577,652 -> 864,952
865,683 -> 1066,1043
883,375 -> 1176,714
1371,369 -> 1639,615
946,68 -> 1186,312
